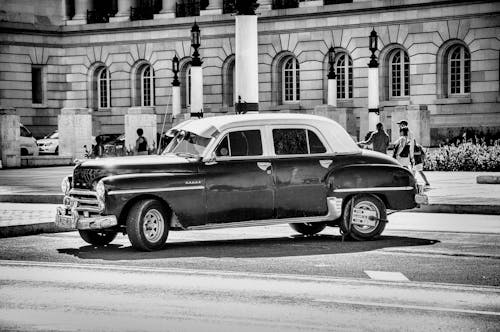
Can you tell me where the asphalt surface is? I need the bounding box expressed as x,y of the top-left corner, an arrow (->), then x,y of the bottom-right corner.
1,212 -> 499,331
1,260 -> 498,332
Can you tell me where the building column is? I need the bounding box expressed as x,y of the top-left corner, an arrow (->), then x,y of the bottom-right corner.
67,0 -> 91,25
110,0 -> 133,22
201,0 -> 223,16
58,108 -> 93,160
235,14 -> 259,113
125,107 -> 157,154
154,0 -> 176,19
190,66 -> 204,117
0,108 -> 21,168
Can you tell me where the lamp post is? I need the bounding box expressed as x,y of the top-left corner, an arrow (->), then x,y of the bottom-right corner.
327,46 -> 337,107
190,21 -> 203,118
367,28 -> 380,131
171,55 -> 181,121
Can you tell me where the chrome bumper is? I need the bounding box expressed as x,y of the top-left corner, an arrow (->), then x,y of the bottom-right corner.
56,206 -> 117,230
55,189 -> 117,230
415,183 -> 429,205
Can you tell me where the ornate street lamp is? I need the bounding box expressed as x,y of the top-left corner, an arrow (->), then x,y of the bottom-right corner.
191,21 -> 202,66
190,21 -> 203,118
367,28 -> 380,128
327,46 -> 336,80
172,55 -> 180,86
368,28 -> 379,68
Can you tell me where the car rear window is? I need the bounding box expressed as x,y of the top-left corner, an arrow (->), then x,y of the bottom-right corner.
216,130 -> 263,157
273,128 -> 326,155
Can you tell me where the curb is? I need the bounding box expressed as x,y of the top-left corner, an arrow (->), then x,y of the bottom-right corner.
477,175 -> 500,184
412,204 -> 500,215
0,194 -> 63,204
0,222 -> 71,238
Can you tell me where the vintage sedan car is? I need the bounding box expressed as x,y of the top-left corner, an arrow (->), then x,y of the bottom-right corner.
56,114 -> 427,251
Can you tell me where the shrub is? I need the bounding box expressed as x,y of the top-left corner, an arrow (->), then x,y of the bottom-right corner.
424,141 -> 500,171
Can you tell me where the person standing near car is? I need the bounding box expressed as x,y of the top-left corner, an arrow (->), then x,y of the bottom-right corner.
358,122 -> 390,154
135,128 -> 148,156
392,126 -> 415,170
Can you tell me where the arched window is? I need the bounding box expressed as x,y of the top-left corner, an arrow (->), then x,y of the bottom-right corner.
448,45 -> 470,95
97,67 -> 110,108
180,61 -> 192,109
141,65 -> 155,106
222,56 -> 236,107
335,53 -> 353,99
282,57 -> 300,102
389,49 -> 409,98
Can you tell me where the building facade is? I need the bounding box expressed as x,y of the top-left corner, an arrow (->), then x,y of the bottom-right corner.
0,0 -> 499,145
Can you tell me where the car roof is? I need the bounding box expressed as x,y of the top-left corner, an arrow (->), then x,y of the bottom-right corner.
174,113 -> 360,154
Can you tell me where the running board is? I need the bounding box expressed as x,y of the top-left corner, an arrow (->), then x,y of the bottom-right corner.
186,197 -> 342,231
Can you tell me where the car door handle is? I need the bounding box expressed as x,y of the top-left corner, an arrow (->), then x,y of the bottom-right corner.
257,162 -> 271,172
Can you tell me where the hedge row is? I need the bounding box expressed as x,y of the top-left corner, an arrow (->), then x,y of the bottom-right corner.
424,142 -> 500,171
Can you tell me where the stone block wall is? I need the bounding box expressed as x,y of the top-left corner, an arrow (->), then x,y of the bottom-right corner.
0,0 -> 498,145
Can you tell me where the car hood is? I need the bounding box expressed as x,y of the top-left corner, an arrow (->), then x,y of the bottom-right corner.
73,154 -> 199,189
37,138 -> 58,145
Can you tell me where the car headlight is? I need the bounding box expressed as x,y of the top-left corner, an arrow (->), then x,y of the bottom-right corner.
95,180 -> 106,202
61,176 -> 71,195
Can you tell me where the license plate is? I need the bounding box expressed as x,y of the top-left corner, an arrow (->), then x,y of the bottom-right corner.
351,208 -> 377,227
55,208 -> 77,229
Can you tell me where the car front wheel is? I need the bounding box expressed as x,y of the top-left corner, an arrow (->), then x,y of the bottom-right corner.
340,195 -> 386,240
78,230 -> 117,246
289,222 -> 327,236
126,199 -> 170,251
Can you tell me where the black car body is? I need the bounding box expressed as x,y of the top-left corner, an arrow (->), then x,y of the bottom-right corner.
56,114 -> 427,251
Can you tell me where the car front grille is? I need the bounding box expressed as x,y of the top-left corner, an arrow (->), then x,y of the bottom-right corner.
64,189 -> 102,214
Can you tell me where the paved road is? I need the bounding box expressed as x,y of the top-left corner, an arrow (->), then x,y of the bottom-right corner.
1,212 -> 499,331
1,260 -> 499,332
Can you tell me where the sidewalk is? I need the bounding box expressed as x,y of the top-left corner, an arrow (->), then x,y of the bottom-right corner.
0,166 -> 499,237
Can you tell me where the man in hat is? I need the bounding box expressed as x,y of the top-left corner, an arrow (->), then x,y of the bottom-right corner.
395,119 -> 415,167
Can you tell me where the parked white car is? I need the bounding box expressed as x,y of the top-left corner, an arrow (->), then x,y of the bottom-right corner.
37,131 -> 59,154
20,124 -> 38,156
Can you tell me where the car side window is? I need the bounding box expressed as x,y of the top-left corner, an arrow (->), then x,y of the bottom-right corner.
273,128 -> 326,155
215,130 -> 263,157
308,130 -> 326,154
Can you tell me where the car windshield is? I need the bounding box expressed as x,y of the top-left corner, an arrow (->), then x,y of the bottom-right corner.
46,131 -> 58,139
163,130 -> 212,158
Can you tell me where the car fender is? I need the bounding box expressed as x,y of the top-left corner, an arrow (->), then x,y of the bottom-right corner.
100,172 -> 206,227
326,164 -> 417,210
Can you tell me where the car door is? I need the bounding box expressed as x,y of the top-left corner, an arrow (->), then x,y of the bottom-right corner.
270,126 -> 332,218
202,128 -> 275,223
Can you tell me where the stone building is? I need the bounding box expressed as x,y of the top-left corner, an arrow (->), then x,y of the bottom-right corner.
0,0 -> 499,145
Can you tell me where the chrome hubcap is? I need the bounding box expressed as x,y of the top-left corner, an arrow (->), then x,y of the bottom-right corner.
352,201 -> 379,234
143,209 -> 164,243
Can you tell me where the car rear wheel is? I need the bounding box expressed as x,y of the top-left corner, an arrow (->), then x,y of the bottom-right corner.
78,230 -> 117,246
340,195 -> 386,240
289,222 -> 327,236
126,199 -> 170,251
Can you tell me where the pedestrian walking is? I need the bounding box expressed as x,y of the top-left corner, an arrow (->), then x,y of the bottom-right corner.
135,128 -> 148,156
392,127 -> 415,170
414,143 -> 430,187
358,122 -> 390,154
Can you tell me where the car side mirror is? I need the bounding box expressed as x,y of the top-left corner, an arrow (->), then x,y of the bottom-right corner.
204,152 -> 217,165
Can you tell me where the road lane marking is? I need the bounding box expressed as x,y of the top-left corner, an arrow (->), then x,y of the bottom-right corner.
364,270 -> 410,282
312,298 -> 500,317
